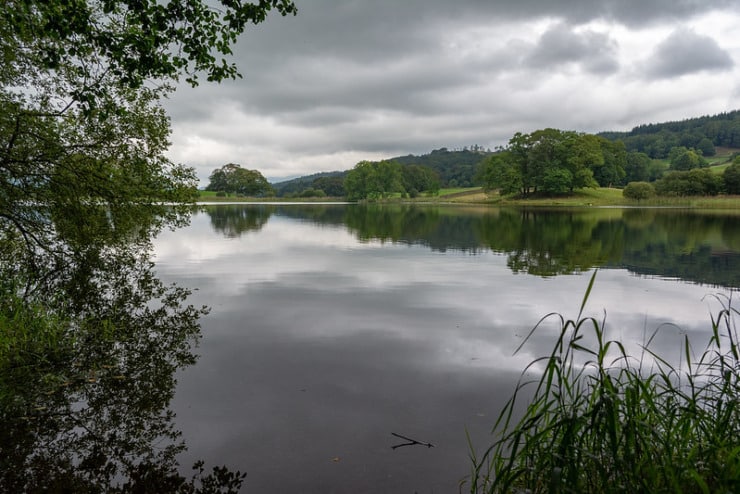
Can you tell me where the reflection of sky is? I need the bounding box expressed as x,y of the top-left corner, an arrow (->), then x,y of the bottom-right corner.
153,208 -> 728,493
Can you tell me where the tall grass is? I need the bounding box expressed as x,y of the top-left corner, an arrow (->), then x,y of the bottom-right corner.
468,272 -> 740,493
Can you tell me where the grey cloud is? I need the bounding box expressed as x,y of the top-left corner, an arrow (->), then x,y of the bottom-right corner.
525,23 -> 619,74
238,0 -> 736,75
186,0 -> 731,119
163,0 -> 740,180
646,28 -> 734,79
595,0 -> 739,26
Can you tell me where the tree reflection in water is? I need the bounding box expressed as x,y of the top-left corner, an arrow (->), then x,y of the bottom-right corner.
0,203 -> 244,492
215,203 -> 740,288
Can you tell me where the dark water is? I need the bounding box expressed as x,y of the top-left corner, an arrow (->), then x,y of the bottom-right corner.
152,204 -> 740,493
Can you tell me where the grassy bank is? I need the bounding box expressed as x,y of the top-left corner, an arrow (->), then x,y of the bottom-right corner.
468,272 -> 740,493
197,186 -> 740,208
422,187 -> 740,208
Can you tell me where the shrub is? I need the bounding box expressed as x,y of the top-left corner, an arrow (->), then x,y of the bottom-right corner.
299,188 -> 327,198
215,191 -> 227,197
622,181 -> 655,201
469,272 -> 740,493
654,169 -> 722,196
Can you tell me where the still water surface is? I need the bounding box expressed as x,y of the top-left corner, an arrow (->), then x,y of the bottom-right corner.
153,204 -> 740,493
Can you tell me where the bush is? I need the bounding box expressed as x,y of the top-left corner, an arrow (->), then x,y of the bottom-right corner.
298,188 -> 326,198
469,272 -> 740,493
622,181 -> 655,200
654,169 -> 722,196
215,191 -> 227,197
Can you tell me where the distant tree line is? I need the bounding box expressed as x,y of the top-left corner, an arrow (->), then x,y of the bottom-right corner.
272,171 -> 347,198
393,147 -> 490,188
343,160 -> 441,200
270,147 -> 489,198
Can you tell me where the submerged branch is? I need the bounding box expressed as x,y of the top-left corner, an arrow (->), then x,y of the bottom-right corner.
391,432 -> 435,450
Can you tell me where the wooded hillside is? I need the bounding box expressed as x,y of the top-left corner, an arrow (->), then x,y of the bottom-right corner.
599,110 -> 740,158
272,147 -> 491,196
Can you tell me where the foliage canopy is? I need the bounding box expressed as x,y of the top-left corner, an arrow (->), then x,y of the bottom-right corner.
477,129 -> 624,197
600,110 -> 740,158
344,160 -> 405,200
1,0 -> 296,277
206,163 -> 274,196
1,0 -> 296,490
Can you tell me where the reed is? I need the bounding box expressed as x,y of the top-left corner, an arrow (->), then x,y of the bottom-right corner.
468,272 -> 740,493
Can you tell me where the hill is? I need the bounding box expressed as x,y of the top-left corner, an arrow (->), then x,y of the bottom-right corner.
272,170 -> 346,197
271,147 -> 492,197
599,110 -> 740,159
392,147 -> 492,187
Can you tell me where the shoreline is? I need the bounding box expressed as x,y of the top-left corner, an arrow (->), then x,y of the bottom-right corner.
196,188 -> 740,209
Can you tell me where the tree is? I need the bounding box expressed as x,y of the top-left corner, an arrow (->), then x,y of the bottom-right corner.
495,129 -> 608,196
723,159 -> 740,195
1,0 -> 296,219
623,181 -> 656,201
595,138 -> 627,187
2,1 -> 297,102
696,137 -> 716,157
541,168 -> 573,195
561,133 -> 602,191
671,149 -> 707,171
376,160 -> 405,196
668,146 -> 690,163
624,151 -> 652,183
655,169 -> 722,196
401,164 -> 441,196
687,168 -> 722,195
648,160 -> 669,181
206,163 -> 274,196
311,176 -> 346,197
344,160 -> 404,200
1,3 -> 295,488
523,128 -> 563,194
477,152 -> 523,195
2,0 -> 297,277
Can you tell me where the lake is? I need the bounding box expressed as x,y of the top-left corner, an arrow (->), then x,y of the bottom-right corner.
152,204 -> 740,493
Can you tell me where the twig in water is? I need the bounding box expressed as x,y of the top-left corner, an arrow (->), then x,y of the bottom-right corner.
391,432 -> 434,450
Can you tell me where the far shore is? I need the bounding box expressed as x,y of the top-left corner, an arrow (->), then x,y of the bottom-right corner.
197,187 -> 740,209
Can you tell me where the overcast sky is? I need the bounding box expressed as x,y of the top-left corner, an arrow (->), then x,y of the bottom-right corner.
162,0 -> 740,184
